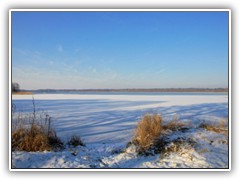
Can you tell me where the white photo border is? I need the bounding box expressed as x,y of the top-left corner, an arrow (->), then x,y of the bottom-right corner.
9,8 -> 231,171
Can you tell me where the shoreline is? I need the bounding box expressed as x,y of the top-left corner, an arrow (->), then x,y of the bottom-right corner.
21,88 -> 228,93
12,91 -> 33,95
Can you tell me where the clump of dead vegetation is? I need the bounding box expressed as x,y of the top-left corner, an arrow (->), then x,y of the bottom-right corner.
131,114 -> 228,157
162,115 -> 188,132
12,124 -> 63,152
12,99 -> 64,152
199,119 -> 228,136
67,135 -> 85,147
156,136 -> 196,158
132,114 -> 190,155
132,114 -> 163,154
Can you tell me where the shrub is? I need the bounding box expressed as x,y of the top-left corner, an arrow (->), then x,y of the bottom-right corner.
199,119 -> 228,136
132,114 -> 163,154
67,135 -> 85,147
47,130 -> 64,151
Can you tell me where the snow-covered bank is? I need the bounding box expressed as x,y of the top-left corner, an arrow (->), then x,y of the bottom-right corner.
11,94 -> 229,169
12,128 -> 228,168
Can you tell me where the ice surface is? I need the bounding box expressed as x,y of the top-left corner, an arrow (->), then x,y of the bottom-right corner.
11,94 -> 229,169
12,94 -> 228,143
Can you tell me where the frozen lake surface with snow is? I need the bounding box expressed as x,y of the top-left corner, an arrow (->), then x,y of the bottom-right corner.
12,93 -> 228,144
12,93 -> 229,169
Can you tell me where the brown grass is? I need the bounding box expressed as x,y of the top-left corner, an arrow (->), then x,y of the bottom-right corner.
198,148 -> 209,154
158,137 -> 196,158
132,114 -> 163,154
163,116 -> 186,131
12,99 -> 64,152
131,114 -> 228,157
12,91 -> 33,95
199,119 -> 228,136
12,124 -> 64,152
12,125 -> 51,151
132,114 -> 193,155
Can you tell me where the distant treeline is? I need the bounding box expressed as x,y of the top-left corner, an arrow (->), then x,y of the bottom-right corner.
25,88 -> 228,93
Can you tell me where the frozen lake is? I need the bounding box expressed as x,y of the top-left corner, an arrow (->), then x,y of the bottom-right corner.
12,93 -> 228,144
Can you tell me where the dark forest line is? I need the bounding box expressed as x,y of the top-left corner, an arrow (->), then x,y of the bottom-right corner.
22,88 -> 228,93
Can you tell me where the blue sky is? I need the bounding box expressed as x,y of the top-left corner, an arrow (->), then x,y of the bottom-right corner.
12,11 -> 229,90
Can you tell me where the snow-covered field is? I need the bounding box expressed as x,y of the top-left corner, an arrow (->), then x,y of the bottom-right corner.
11,94 -> 229,169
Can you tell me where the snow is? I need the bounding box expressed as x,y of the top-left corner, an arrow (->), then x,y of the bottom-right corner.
11,94 -> 229,169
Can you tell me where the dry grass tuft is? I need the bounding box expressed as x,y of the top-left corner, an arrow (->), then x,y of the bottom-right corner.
12,125 -> 51,151
132,114 -> 193,155
67,135 -> 85,147
12,128 -> 27,150
199,119 -> 228,136
12,124 -> 64,152
158,137 -> 196,158
132,114 -> 163,154
131,114 -> 228,157
163,116 -> 186,131
12,99 -> 64,152
198,148 -> 209,154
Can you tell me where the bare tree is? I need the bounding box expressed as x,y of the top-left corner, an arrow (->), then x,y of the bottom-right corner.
12,82 -> 20,92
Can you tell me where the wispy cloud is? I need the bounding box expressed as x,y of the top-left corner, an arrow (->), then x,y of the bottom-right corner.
155,68 -> 166,75
57,44 -> 63,53
12,48 -> 28,56
88,66 -> 97,74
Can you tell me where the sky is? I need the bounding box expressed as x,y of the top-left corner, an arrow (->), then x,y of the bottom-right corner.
12,11 -> 229,90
